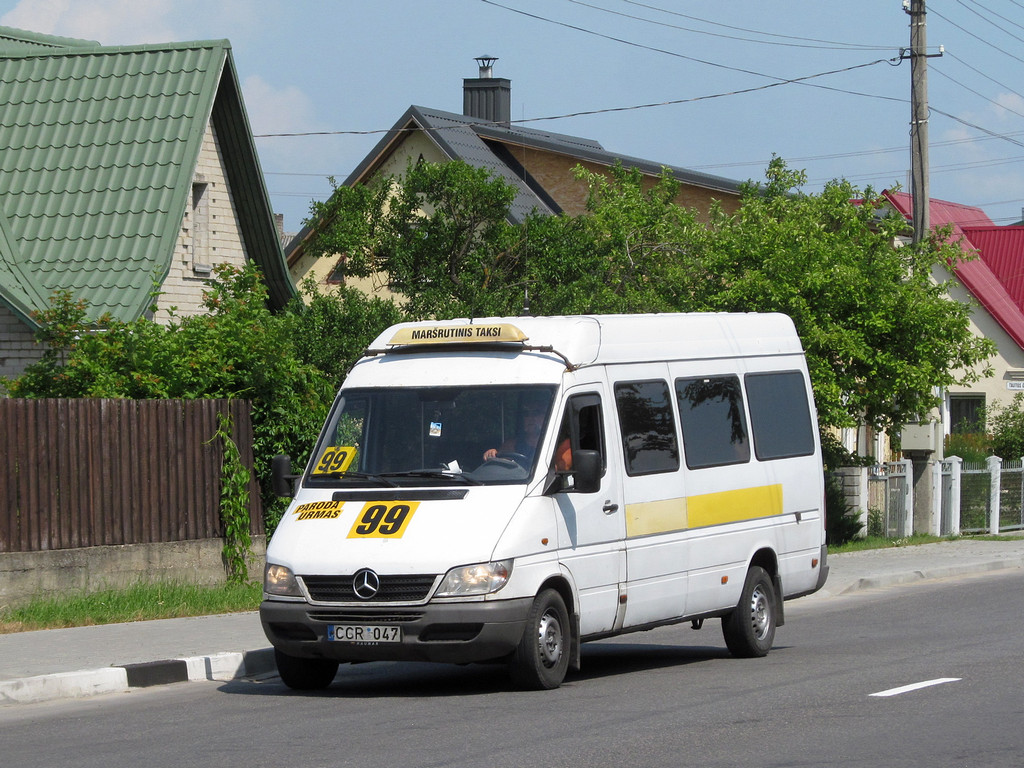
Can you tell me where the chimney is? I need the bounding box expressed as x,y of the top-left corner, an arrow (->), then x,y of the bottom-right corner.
463,56 -> 511,126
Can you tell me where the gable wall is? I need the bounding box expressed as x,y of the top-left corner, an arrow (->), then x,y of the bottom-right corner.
0,303 -> 44,381
153,120 -> 249,321
940,262 -> 1024,417
509,149 -> 741,220
289,131 -> 445,297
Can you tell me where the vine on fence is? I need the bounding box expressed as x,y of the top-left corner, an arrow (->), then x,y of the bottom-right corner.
213,411 -> 253,584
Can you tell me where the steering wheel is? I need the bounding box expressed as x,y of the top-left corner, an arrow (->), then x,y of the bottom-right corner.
491,451 -> 529,468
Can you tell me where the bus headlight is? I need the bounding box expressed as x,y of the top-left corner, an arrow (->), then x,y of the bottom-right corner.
435,560 -> 512,597
263,563 -> 302,597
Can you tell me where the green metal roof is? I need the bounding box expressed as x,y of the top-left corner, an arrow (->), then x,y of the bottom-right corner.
0,25 -> 97,52
0,29 -> 294,328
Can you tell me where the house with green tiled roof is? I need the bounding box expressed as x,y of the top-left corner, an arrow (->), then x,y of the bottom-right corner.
0,26 -> 295,381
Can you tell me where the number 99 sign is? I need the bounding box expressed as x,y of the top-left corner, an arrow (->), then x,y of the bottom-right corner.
311,446 -> 356,476
347,501 -> 419,539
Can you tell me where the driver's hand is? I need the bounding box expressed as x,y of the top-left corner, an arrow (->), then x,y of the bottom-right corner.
483,448 -> 498,461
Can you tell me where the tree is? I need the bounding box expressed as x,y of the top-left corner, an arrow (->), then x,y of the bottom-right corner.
305,161 -> 524,319
528,159 -> 993,434
288,280 -> 407,390
694,159 -> 994,433
304,156 -> 993,442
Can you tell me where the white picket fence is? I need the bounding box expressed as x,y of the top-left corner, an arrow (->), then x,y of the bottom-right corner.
834,456 -> 1024,537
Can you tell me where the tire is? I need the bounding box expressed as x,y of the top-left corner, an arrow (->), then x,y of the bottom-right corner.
510,589 -> 571,690
274,648 -> 339,691
722,566 -> 777,658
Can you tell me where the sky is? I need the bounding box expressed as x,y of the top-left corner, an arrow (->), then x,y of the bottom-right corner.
3,0 -> 1024,234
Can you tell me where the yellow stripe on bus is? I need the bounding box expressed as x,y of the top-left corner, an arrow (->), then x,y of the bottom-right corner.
625,498 -> 687,538
625,484 -> 783,537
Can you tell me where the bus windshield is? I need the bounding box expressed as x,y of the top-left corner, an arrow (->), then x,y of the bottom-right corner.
305,384 -> 557,487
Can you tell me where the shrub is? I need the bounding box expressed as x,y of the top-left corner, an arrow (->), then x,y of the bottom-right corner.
825,472 -> 863,546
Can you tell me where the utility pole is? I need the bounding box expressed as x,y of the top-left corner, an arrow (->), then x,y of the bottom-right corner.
902,0 -> 944,535
905,0 -> 935,244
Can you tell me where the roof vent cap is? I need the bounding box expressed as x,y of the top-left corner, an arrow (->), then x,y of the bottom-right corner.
475,56 -> 498,78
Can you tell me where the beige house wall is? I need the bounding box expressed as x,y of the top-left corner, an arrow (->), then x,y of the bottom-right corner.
508,149 -> 741,221
154,121 -> 249,321
941,263 -> 1024,421
289,132 -> 446,299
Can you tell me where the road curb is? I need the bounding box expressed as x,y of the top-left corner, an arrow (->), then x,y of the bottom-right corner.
0,647 -> 275,706
839,557 -> 1024,594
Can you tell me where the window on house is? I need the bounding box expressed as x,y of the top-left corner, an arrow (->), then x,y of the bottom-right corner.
949,394 -> 985,434
191,182 -> 211,275
326,256 -> 347,285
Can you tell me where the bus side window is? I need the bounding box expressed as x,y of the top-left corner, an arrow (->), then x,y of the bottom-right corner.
614,380 -> 680,476
554,394 -> 606,482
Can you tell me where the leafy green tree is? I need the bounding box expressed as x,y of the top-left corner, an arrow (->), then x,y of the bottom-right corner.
987,394 -> 1024,460
288,280 -> 407,389
306,160 -> 524,319
693,159 -> 994,433
303,156 -> 992,447
527,159 -> 993,434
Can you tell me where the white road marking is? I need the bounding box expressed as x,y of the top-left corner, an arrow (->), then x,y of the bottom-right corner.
870,678 -> 962,698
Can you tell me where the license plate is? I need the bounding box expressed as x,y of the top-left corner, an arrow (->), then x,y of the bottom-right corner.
328,624 -> 402,643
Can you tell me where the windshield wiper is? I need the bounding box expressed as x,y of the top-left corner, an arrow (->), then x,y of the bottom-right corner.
378,469 -> 482,485
314,471 -> 399,487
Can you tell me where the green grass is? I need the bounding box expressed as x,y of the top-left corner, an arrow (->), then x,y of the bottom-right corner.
0,580 -> 262,634
830,532 -> 1022,554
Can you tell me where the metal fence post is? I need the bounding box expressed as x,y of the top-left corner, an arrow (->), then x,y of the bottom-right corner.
987,455 -> 1002,535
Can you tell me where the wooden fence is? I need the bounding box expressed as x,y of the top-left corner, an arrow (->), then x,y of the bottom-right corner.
0,399 -> 264,554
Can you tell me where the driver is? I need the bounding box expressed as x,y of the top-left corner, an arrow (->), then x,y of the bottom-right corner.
482,402 -> 545,463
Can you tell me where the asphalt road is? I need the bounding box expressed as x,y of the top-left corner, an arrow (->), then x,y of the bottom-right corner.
2,569 -> 1021,768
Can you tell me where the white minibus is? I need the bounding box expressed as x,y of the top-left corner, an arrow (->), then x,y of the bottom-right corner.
260,313 -> 828,690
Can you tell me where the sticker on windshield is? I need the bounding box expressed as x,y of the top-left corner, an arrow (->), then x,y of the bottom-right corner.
347,501 -> 420,538
311,446 -> 357,476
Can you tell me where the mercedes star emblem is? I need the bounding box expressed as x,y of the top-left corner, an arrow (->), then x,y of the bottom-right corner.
352,568 -> 381,600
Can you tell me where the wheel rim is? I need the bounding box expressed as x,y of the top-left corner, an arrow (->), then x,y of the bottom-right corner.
749,583 -> 772,640
536,608 -> 563,668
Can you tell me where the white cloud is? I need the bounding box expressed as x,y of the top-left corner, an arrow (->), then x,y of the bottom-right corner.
992,92 -> 1024,123
242,74 -> 321,138
1,0 -> 178,44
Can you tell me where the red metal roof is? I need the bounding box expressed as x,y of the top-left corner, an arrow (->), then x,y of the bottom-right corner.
884,191 -> 1024,350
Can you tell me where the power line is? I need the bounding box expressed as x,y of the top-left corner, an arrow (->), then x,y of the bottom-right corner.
953,0 -> 1024,45
254,57 -> 897,139
931,6 -> 1024,66
478,0 -> 899,87
617,0 -> 896,50
941,51 -> 1024,105
562,0 -> 895,51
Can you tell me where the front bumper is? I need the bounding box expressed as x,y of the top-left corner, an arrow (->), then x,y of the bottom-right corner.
260,597 -> 533,664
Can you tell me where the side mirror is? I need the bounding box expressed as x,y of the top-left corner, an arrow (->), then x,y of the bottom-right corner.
571,449 -> 602,494
271,454 -> 295,498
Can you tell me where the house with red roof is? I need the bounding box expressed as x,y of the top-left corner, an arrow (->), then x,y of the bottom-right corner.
882,191 -> 1024,444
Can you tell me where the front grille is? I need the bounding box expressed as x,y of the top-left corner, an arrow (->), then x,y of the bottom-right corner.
307,610 -> 424,623
301,574 -> 437,603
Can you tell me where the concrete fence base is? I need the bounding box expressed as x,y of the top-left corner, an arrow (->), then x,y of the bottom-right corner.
0,537 -> 266,608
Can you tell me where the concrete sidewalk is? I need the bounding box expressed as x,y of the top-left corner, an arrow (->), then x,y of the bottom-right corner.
2,537 -> 1023,705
